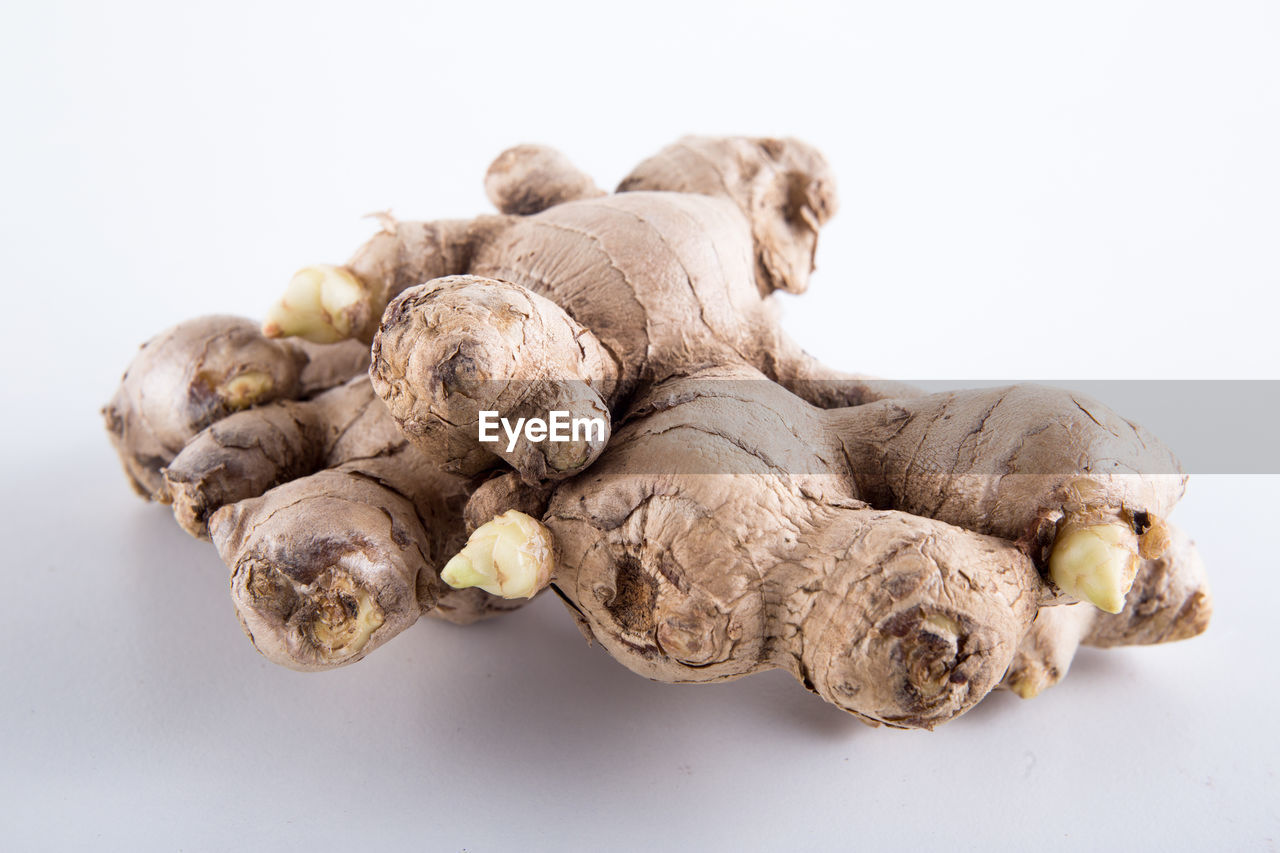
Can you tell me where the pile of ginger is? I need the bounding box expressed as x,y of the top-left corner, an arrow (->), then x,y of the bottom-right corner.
104,137 -> 1211,729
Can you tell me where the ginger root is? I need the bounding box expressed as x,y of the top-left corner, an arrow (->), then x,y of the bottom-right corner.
521,369 -> 1207,727
103,315 -> 368,499
103,136 -> 1212,727
183,378 -> 521,670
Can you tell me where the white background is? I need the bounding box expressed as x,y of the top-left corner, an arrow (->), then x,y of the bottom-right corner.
2,1 -> 1277,849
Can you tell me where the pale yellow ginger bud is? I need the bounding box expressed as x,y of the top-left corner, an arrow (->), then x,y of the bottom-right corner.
1049,520 -> 1140,614
308,577 -> 385,660
1006,664 -> 1051,700
217,370 -> 276,410
263,264 -> 367,343
441,510 -> 554,599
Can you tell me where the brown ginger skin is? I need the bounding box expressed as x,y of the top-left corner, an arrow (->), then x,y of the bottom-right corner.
288,136 -> 838,348
1003,526 -> 1212,698
835,385 -> 1185,555
1084,524 -> 1212,647
164,377 -> 392,539
370,276 -> 619,483
279,137 -> 1207,712
103,315 -> 368,499
103,136 -> 1212,723
323,214 -> 514,344
617,136 -> 837,299
535,369 -> 1201,728
484,143 -> 605,215
367,138 -> 915,484
178,377 -> 521,670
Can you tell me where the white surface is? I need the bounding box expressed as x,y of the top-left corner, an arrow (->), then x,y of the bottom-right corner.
2,1 -> 1277,850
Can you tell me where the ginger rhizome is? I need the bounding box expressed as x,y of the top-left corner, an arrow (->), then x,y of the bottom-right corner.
104,315 -> 369,499
104,136 -> 1212,727
173,374 -> 527,669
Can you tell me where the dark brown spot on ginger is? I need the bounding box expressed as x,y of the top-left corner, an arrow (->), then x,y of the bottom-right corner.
605,554 -> 658,635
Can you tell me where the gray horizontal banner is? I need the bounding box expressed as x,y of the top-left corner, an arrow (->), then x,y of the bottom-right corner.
902,380 -> 1278,476
441,379 -> 1278,476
